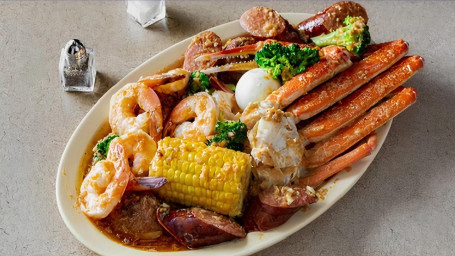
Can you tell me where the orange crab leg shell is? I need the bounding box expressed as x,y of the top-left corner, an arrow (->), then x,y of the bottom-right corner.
304,86 -> 417,168
301,55 -> 424,143
288,40 -> 409,121
300,132 -> 377,188
265,45 -> 352,109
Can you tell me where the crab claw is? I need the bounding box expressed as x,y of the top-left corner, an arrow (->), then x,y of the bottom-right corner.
200,61 -> 258,74
195,40 -> 313,74
194,44 -> 260,62
195,40 -> 311,63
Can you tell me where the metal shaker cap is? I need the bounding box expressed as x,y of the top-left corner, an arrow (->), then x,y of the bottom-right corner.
64,39 -> 87,64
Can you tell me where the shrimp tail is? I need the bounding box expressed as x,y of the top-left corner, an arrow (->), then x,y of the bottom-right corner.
126,177 -> 168,191
111,144 -> 131,183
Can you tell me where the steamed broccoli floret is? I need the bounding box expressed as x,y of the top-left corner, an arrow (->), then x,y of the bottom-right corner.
187,71 -> 211,95
206,121 -> 248,151
93,135 -> 119,161
311,16 -> 371,56
255,42 -> 320,83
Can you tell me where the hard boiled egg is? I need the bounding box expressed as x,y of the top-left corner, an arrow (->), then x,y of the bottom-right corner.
235,68 -> 281,110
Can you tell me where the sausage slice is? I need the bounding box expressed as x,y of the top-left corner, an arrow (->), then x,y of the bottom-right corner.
297,1 -> 368,38
157,207 -> 246,248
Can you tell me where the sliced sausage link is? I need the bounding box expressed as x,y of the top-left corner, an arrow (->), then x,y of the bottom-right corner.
157,207 -> 246,248
183,31 -> 222,72
297,1 -> 368,38
240,6 -> 286,38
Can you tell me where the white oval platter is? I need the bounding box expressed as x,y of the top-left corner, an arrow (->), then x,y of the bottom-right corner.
56,13 -> 391,256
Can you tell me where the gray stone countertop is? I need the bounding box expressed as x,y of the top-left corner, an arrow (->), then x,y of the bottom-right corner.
0,0 -> 454,255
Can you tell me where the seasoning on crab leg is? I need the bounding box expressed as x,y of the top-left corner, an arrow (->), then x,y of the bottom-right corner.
265,45 -> 352,109
241,45 -> 351,129
288,39 -> 409,121
243,133 -> 377,232
300,132 -> 377,187
301,56 -> 424,143
304,86 -> 417,168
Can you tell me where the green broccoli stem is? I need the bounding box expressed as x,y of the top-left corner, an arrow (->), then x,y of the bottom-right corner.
311,31 -> 342,48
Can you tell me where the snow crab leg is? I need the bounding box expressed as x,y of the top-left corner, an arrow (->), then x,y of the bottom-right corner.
240,45 -> 351,129
287,39 -> 409,121
304,86 -> 417,168
300,55 -> 424,143
199,44 -> 352,113
264,45 -> 352,110
300,132 -> 377,187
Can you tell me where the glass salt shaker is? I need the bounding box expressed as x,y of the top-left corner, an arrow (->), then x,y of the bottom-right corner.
59,39 -> 96,92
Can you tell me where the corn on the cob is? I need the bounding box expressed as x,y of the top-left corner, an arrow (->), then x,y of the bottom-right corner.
149,137 -> 252,217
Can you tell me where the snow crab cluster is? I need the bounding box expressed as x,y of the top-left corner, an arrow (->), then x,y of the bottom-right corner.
78,1 -> 423,250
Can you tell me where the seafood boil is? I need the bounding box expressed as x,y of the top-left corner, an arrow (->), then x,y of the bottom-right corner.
78,1 -> 423,251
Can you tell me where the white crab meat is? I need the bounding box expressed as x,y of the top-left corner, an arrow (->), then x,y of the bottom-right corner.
254,165 -> 303,189
248,108 -> 304,169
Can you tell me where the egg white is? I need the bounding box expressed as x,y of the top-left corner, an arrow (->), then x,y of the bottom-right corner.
235,68 -> 281,110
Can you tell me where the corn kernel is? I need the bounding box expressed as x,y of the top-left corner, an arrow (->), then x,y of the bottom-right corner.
149,137 -> 252,217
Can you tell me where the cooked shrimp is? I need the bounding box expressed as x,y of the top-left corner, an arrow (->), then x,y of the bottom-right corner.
108,130 -> 157,176
79,144 -> 130,219
212,91 -> 240,121
109,83 -> 163,142
163,92 -> 218,142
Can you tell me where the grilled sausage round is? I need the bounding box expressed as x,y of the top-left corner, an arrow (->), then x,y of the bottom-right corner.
242,185 -> 318,232
157,207 -> 246,248
240,6 -> 304,43
183,31 -> 222,72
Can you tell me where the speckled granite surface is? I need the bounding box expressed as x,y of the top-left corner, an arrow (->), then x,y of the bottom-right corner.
0,1 -> 454,255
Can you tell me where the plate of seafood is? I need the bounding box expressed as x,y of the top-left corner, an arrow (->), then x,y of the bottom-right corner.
56,1 -> 424,255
